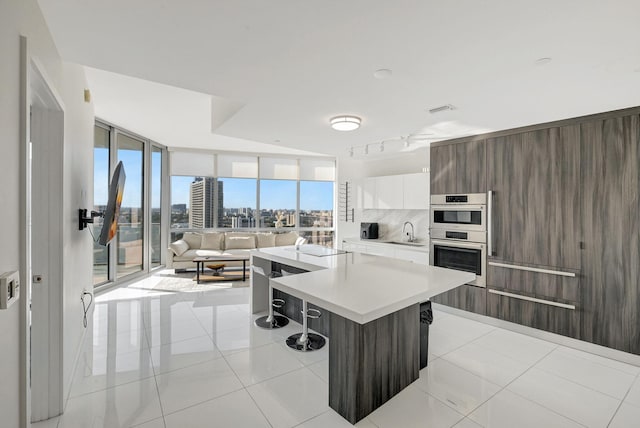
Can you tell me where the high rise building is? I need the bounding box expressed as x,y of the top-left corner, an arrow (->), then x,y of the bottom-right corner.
216,180 -> 223,227
189,177 -> 222,228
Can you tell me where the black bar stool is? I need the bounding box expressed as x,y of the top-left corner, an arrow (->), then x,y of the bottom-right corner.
286,300 -> 326,352
253,266 -> 289,329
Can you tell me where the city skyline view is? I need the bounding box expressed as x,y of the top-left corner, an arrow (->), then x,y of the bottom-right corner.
171,176 -> 334,210
169,176 -> 333,230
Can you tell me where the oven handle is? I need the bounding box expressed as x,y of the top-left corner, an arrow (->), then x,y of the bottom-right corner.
431,204 -> 486,211
487,190 -> 493,257
431,239 -> 485,250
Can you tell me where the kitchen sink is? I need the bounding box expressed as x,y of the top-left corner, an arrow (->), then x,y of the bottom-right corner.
386,241 -> 426,247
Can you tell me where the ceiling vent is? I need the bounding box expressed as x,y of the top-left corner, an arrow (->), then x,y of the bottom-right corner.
428,104 -> 456,114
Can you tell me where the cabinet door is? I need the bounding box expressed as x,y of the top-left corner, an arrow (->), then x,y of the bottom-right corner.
363,244 -> 393,258
487,126 -> 581,269
430,144 -> 456,195
456,140 -> 486,193
394,248 -> 428,265
362,177 -> 377,209
486,289 -> 579,339
431,285 -> 486,315
403,173 -> 429,209
342,241 -> 367,253
376,175 -> 403,209
580,115 -> 640,354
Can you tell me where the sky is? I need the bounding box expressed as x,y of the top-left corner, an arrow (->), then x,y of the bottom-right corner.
96,146 -> 334,210
171,177 -> 334,210
94,148 -> 162,207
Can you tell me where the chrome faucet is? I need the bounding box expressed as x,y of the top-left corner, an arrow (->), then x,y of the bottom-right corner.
402,221 -> 415,242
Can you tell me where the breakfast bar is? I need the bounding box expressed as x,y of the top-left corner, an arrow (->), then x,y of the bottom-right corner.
250,246 -> 474,424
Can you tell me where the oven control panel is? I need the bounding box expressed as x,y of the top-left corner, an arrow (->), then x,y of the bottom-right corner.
445,231 -> 468,240
445,195 -> 468,203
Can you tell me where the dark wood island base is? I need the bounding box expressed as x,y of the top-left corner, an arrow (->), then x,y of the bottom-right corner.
329,304 -> 420,424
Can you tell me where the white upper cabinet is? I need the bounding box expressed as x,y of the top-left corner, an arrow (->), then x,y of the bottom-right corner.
403,173 -> 429,209
362,177 -> 377,209
357,173 -> 429,209
376,175 -> 403,209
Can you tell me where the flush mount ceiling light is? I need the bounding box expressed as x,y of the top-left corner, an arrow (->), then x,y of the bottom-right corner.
535,57 -> 552,66
373,68 -> 393,79
330,115 -> 361,131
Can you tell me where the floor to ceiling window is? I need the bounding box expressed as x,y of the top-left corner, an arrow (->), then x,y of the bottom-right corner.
217,178 -> 257,228
116,133 -> 144,278
168,153 -> 336,246
299,180 -> 334,246
93,122 -> 168,288
150,146 -> 163,268
93,124 -> 110,285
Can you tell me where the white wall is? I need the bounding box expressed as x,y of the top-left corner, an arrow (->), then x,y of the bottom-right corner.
335,148 -> 430,245
0,1 -> 94,425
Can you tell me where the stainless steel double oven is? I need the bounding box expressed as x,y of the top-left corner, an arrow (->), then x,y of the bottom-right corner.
430,193 -> 487,287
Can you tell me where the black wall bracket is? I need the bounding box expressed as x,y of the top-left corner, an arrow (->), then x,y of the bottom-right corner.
78,209 -> 104,231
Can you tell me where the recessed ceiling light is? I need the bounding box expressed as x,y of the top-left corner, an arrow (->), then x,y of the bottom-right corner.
330,115 -> 361,131
535,57 -> 552,66
373,69 -> 393,79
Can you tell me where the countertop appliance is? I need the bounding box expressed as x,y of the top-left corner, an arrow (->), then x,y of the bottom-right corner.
360,222 -> 379,240
430,193 -> 487,287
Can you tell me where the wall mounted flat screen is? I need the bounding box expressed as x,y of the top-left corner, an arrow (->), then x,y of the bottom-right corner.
98,161 -> 126,246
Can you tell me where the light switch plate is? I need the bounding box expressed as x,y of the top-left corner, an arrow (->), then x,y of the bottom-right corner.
0,271 -> 20,309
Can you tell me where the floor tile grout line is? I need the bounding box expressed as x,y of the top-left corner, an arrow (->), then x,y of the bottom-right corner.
532,359 -> 635,402
441,340 -> 589,428
305,360 -> 329,384
217,342 -> 278,428
158,385 -> 246,419
430,327 -> 497,359
67,371 -> 157,401
468,329 -> 560,359
605,371 -> 640,428
554,345 -> 640,377
412,387 -> 467,423
497,345 -> 592,428
416,374 -> 497,422
150,370 -> 167,428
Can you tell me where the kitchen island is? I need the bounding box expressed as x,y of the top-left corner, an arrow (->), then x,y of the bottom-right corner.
250,246 -> 474,424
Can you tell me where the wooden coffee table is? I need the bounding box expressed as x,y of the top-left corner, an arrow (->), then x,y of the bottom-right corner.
193,255 -> 249,284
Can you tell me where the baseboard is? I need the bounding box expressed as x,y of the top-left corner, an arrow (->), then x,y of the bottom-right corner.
431,303 -> 640,367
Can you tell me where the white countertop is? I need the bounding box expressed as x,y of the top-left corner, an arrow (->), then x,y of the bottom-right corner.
252,246 -> 474,324
251,246 -> 390,271
342,237 -> 430,253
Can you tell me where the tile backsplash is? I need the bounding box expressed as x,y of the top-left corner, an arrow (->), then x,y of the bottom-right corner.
361,209 -> 429,242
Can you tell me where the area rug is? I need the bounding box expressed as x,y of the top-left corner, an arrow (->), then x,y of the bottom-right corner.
149,270 -> 249,293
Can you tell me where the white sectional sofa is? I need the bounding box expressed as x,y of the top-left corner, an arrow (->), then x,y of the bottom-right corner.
167,231 -> 305,271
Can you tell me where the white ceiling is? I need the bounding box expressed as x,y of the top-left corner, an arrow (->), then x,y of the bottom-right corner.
38,0 -> 640,157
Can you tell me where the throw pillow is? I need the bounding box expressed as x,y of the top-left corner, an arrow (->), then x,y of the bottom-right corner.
256,233 -> 276,248
169,239 -> 189,256
275,231 -> 298,246
201,232 -> 224,250
182,232 -> 202,249
225,236 -> 256,250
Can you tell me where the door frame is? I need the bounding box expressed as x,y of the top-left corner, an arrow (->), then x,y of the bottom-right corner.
19,35 -> 66,426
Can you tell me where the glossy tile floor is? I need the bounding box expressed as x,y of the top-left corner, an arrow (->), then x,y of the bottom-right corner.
34,272 -> 640,428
